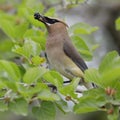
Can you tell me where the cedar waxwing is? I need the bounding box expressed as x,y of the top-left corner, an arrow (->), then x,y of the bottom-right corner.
34,13 -> 92,89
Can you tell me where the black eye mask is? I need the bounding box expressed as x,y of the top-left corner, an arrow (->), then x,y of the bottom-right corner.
44,16 -> 59,24
34,13 -> 59,24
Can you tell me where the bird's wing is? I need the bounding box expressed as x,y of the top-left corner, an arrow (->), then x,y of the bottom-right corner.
63,40 -> 88,72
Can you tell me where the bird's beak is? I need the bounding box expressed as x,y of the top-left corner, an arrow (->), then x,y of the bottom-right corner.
34,13 -> 46,24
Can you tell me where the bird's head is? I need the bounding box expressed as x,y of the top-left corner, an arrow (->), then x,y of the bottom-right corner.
34,13 -> 68,29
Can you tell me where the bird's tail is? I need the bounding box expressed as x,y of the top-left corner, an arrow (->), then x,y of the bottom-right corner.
80,78 -> 94,89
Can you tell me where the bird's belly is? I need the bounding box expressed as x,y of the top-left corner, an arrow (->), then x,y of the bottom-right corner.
46,51 -> 84,80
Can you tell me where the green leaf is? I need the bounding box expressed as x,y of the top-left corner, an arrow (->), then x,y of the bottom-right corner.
0,39 -> 14,59
70,22 -> 98,35
45,8 -> 55,17
14,22 -> 28,39
56,100 -> 71,113
99,51 -> 120,74
18,1 -> 44,15
67,0 -> 85,3
13,45 -> 30,60
77,0 -> 85,3
32,3 -> 44,13
32,101 -> 56,120
115,82 -> 120,100
74,88 -> 106,114
85,68 -> 102,87
31,56 -> 46,66
4,81 -> 18,91
18,83 -> 48,100
115,17 -> 120,31
24,29 -> 46,50
0,39 -> 13,53
85,68 -> 120,88
38,89 -> 60,101
71,36 -> 89,51
74,104 -> 98,114
0,60 -> 21,81
85,51 -> 120,88
100,68 -> 120,88
0,101 -> 8,112
23,67 -> 47,84
13,39 -> 41,61
0,79 -> 6,89
0,19 -> 15,41
98,51 -> 120,88
91,44 -> 99,52
9,98 -> 28,116
71,35 -> 92,61
66,0 -> 86,8
43,71 -> 63,88
107,106 -> 119,120
60,78 -> 80,98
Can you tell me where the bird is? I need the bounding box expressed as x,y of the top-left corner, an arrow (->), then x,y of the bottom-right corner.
34,13 -> 92,89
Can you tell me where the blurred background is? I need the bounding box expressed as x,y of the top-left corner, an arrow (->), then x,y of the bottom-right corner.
0,0 -> 120,120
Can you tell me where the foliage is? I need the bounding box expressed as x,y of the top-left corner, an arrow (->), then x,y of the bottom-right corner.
66,0 -> 87,8
115,17 -> 120,31
75,51 -> 120,120
0,0 -> 120,120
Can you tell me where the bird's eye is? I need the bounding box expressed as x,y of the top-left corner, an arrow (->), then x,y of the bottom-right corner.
52,19 -> 59,24
52,19 -> 56,23
52,20 -> 55,22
